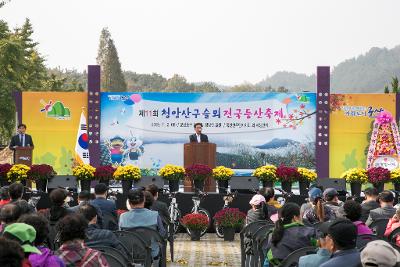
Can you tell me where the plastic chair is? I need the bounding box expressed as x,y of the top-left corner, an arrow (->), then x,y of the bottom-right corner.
356,234 -> 379,249
114,230 -> 152,267
277,246 -> 317,267
124,226 -> 167,267
370,218 -> 389,239
101,252 -> 126,267
240,220 -> 269,267
88,245 -> 131,266
253,224 -> 274,266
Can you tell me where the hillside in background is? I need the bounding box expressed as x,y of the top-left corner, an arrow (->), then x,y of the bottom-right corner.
258,45 -> 400,93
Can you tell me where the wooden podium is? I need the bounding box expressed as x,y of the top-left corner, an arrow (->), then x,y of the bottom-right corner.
183,143 -> 216,192
13,147 -> 33,165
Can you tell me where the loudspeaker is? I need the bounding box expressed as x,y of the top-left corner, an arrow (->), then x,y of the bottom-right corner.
316,178 -> 346,193
229,176 -> 259,193
47,175 -> 77,189
134,176 -> 165,189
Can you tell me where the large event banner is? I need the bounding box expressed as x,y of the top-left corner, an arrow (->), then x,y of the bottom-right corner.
22,92 -> 88,174
329,94 -> 396,178
100,92 -> 316,175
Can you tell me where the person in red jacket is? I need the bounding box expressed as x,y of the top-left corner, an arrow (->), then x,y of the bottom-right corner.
384,207 -> 400,246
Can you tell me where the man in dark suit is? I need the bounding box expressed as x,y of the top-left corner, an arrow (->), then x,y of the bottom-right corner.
9,123 -> 34,149
366,190 -> 396,226
146,184 -> 170,223
189,122 -> 208,143
360,187 -> 380,222
90,183 -> 117,230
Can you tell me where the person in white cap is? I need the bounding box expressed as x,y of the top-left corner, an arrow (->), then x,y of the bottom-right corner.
246,194 -> 268,225
361,240 -> 400,267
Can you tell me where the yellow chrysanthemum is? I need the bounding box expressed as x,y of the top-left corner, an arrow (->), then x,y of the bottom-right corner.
212,166 -> 234,181
252,165 -> 277,182
72,164 -> 95,180
340,168 -> 368,184
297,167 -> 317,182
113,165 -> 141,181
158,164 -> 185,181
7,164 -> 30,181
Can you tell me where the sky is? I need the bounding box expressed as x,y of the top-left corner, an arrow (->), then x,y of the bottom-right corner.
1,0 -> 400,85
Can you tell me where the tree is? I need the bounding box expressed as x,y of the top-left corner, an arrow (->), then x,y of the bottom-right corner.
96,28 -> 127,91
165,74 -> 194,92
194,82 -> 220,92
384,85 -> 390,93
391,76 -> 399,93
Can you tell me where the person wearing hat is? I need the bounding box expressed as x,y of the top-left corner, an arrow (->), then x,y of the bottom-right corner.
323,188 -> 344,218
318,218 -> 361,267
303,187 -> 336,225
361,240 -> 400,267
3,223 -> 42,267
246,194 -> 268,225
90,183 -> 117,229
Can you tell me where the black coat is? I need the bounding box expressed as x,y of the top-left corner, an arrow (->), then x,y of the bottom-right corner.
9,133 -> 34,149
85,224 -> 126,253
151,200 -> 170,223
360,200 -> 380,222
189,133 -> 208,143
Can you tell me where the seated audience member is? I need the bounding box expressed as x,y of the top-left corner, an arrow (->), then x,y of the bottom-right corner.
68,190 -> 92,212
299,233 -> 331,267
319,219 -> 360,267
323,188 -> 344,218
18,214 -> 65,267
384,207 -> 400,246
0,186 -> 10,207
343,200 -> 373,235
303,187 -> 335,225
260,187 -> 281,215
360,240 -> 400,267
0,237 -> 25,267
146,184 -> 170,222
366,190 -> 396,226
119,189 -> 166,259
246,194 -> 268,224
0,203 -> 21,232
265,203 -> 317,266
78,204 -> 124,252
144,191 -> 154,209
360,187 -> 380,222
8,182 -> 34,213
91,183 -> 116,217
55,214 -> 109,267
43,188 -> 72,222
3,223 -> 42,267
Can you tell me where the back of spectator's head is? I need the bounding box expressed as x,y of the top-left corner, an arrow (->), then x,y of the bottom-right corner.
323,188 -> 338,202
146,184 -> 159,197
18,213 -> 49,246
0,186 -> 10,200
144,191 -> 154,209
0,203 -> 21,224
49,188 -> 68,206
78,190 -> 91,202
8,183 -> 24,200
94,183 -> 108,195
78,204 -> 98,222
261,187 -> 275,202
128,189 -> 145,206
3,223 -> 41,255
321,218 -> 357,251
14,200 -> 33,216
56,214 -> 88,244
271,202 -> 300,246
364,187 -> 378,197
0,237 -> 24,267
343,200 -> 362,222
361,240 -> 400,267
308,187 -> 323,203
378,190 -> 394,203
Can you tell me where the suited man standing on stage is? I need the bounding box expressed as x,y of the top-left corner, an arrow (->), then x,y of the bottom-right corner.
9,124 -> 34,149
189,123 -> 208,143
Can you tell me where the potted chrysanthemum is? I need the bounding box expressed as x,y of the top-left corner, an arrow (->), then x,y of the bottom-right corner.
213,208 -> 246,241
158,164 -> 185,192
297,167 -> 317,195
252,165 -> 277,188
7,164 -> 30,185
0,163 -> 12,186
72,164 -> 96,192
113,165 -> 141,194
94,165 -> 115,185
28,164 -> 57,192
180,213 -> 209,241
367,167 -> 390,193
340,168 -> 368,196
391,168 -> 400,191
185,164 -> 212,191
276,165 -> 300,193
212,166 -> 234,194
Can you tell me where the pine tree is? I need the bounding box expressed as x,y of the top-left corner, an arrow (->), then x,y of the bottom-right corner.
384,85 -> 389,93
96,28 -> 127,91
391,76 -> 399,93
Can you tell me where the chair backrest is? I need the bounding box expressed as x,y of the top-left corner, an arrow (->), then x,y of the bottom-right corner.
278,246 -> 317,267
254,224 -> 274,243
114,230 -> 152,266
88,245 -> 130,266
240,220 -> 269,267
370,218 -> 389,238
356,234 -> 379,248
101,252 -> 126,267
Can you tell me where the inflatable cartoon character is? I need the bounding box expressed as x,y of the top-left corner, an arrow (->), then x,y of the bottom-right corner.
105,136 -> 125,164
123,135 -> 144,165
